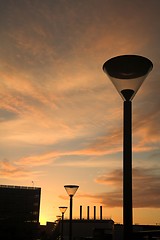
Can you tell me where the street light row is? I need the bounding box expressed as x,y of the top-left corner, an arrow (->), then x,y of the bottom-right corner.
57,55 -> 153,240
58,184 -> 79,240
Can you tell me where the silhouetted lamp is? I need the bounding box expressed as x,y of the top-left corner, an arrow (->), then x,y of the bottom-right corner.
64,185 -> 79,240
59,206 -> 67,240
103,55 -> 153,240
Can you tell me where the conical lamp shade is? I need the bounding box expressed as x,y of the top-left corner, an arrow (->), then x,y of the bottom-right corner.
64,185 -> 79,196
103,55 -> 153,101
59,206 -> 68,214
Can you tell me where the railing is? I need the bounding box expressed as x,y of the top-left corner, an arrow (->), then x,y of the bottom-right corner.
0,184 -> 41,190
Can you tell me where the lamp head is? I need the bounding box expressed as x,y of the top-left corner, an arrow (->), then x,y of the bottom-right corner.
103,55 -> 153,101
59,206 -> 68,214
64,184 -> 79,197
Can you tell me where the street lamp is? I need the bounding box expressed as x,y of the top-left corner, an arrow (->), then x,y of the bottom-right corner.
102,55 -> 153,240
59,206 -> 68,240
64,185 -> 79,240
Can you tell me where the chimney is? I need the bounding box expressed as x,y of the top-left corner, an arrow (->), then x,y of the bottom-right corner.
100,206 -> 102,220
87,206 -> 90,220
80,205 -> 82,220
94,206 -> 96,220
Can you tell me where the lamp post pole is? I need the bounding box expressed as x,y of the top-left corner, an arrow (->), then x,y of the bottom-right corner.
123,90 -> 133,239
61,212 -> 64,240
59,207 -> 67,240
103,55 -> 153,240
64,185 -> 79,240
69,195 -> 73,240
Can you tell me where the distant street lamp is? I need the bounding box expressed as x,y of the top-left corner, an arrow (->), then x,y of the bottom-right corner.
59,206 -> 67,240
103,55 -> 153,240
64,185 -> 79,240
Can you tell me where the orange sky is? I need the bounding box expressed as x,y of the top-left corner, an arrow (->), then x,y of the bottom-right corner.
0,0 -> 160,225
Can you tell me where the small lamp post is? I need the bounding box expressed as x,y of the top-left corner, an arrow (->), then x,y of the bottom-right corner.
64,185 -> 79,240
103,55 -> 153,240
59,206 -> 67,240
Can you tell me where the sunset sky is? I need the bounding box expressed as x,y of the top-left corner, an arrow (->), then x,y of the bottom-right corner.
0,0 -> 160,225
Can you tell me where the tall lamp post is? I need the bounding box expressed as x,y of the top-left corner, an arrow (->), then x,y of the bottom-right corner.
64,185 -> 79,240
59,206 -> 67,240
102,55 -> 153,240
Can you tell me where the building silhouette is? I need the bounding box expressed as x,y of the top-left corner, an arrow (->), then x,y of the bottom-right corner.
49,205 -> 160,240
59,219 -> 114,240
50,205 -> 114,240
0,184 -> 41,240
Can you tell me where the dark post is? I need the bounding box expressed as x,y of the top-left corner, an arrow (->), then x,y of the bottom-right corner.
87,206 -> 90,220
69,195 -> 73,240
61,213 -> 64,240
100,206 -> 102,220
123,99 -> 132,240
80,205 -> 82,220
94,206 -> 96,220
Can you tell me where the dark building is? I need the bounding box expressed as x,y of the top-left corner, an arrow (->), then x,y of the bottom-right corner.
51,219 -> 114,240
51,205 -> 114,240
114,224 -> 160,240
0,184 -> 41,240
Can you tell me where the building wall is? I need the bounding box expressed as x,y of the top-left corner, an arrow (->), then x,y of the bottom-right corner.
0,185 -> 41,240
61,219 -> 114,240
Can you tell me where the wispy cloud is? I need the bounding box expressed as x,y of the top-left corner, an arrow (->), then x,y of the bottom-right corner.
0,159 -> 40,179
95,168 -> 160,208
59,166 -> 160,208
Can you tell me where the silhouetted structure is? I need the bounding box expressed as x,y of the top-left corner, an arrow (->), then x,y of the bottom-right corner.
114,224 -> 160,240
0,184 -> 41,240
50,205 -> 114,240
64,184 -> 79,240
52,219 -> 114,240
103,55 -> 153,240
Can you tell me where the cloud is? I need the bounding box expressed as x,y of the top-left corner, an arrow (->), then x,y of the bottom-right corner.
16,152 -> 56,166
11,117 -> 159,167
0,0 -> 159,161
94,168 -> 160,208
58,167 -> 160,209
0,109 -> 18,122
58,192 -> 101,203
0,159 -> 40,179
